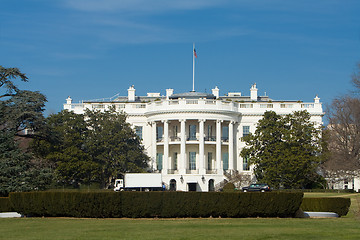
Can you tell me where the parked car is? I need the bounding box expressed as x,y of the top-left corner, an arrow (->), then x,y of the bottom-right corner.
242,183 -> 271,192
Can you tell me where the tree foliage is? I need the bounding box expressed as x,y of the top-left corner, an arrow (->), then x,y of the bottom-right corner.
32,110 -> 100,186
0,66 -> 52,196
85,107 -> 148,187
0,131 -> 52,196
0,66 -> 46,136
241,111 -> 323,189
32,107 -> 149,188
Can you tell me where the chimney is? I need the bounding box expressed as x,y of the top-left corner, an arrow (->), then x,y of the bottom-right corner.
314,95 -> 320,104
166,89 -> 174,99
128,85 -> 136,102
250,83 -> 258,101
66,96 -> 72,104
212,86 -> 219,99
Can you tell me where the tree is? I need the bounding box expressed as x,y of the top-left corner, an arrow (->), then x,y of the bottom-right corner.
32,110 -> 101,186
241,111 -> 323,189
32,107 -> 149,188
0,66 -> 52,195
0,66 -> 46,136
85,107 -> 149,188
0,130 -> 52,196
324,63 -> 360,187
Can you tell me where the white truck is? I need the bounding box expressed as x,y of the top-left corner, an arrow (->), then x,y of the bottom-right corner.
114,173 -> 163,191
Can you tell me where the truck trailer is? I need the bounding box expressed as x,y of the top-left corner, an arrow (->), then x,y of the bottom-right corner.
114,173 -> 163,191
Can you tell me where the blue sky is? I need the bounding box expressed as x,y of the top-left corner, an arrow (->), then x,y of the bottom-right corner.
1,0 -> 360,116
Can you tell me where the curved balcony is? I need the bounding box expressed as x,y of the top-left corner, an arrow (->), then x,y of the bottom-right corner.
146,99 -> 239,116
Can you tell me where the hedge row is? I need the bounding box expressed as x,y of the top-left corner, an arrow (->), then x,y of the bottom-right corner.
301,198 -> 351,217
280,189 -> 356,193
9,191 -> 303,218
0,197 -> 14,212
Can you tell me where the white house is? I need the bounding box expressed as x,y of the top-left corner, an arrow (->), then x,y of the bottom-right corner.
64,84 -> 324,192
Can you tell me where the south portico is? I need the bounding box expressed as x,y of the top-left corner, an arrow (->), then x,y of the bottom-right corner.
147,113 -> 239,191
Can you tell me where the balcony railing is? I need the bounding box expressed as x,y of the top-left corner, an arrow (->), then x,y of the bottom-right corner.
187,136 -> 198,141
206,170 -> 217,174
186,169 -> 199,174
204,136 -> 216,141
221,137 -> 229,142
170,136 -> 181,141
168,169 -> 179,174
156,137 -> 163,142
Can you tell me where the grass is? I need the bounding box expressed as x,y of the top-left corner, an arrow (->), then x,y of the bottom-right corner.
0,192 -> 359,240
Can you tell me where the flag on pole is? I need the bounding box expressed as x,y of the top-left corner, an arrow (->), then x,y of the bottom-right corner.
193,48 -> 197,58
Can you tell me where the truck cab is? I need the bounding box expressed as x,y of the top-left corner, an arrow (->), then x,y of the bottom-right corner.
114,179 -> 124,191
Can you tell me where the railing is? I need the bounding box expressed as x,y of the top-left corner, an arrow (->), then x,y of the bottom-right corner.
156,137 -> 163,142
187,137 -> 198,141
168,169 -> 179,174
186,100 -> 198,104
204,136 -> 216,141
186,169 -> 199,174
206,170 -> 217,174
221,137 -> 229,142
170,136 -> 181,141
169,100 -> 179,105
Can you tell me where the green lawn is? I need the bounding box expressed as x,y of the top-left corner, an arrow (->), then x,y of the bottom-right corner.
0,192 -> 359,240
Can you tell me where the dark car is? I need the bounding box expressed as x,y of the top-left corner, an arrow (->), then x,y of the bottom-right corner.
242,183 -> 271,192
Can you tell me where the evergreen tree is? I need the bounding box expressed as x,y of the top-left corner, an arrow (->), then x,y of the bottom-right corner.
241,111 -> 323,189
0,66 -> 52,195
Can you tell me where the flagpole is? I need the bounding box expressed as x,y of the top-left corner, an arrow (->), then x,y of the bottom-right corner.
192,43 -> 195,92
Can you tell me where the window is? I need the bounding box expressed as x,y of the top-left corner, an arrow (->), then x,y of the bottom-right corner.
189,125 -> 197,140
239,104 -> 253,108
173,152 -> 178,170
156,153 -> 163,171
135,104 -> 146,108
92,104 -> 104,109
243,156 -> 250,171
189,152 -> 196,170
243,126 -> 250,137
173,125 -> 178,136
207,152 -> 213,170
260,104 -> 273,108
280,104 -> 293,108
206,125 -> 215,141
222,126 -> 229,141
301,104 -> 314,108
156,126 -> 163,141
135,126 -> 142,140
222,152 -> 229,170
116,104 -> 125,109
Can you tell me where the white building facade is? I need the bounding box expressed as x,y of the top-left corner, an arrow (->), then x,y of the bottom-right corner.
64,84 -> 324,192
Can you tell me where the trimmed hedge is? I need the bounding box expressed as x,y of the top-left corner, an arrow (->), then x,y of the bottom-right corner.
0,197 -> 14,212
222,183 -> 236,192
9,191 -> 303,218
301,198 -> 351,217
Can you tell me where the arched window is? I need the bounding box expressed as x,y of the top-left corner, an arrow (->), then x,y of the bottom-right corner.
170,179 -> 177,191
208,179 -> 215,192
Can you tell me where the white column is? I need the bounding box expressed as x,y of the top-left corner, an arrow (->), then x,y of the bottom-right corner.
180,119 -> 186,175
162,120 -> 169,175
151,121 -> 157,171
229,121 -> 234,172
216,120 -> 222,174
199,119 -> 205,175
